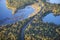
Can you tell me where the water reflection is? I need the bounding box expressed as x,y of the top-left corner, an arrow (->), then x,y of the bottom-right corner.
42,13 -> 60,25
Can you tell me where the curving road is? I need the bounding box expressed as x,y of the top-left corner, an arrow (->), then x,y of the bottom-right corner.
18,2 -> 44,40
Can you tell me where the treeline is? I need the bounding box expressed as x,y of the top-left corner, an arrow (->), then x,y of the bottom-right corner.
6,0 -> 37,10
0,18 -> 30,40
24,12 -> 60,40
6,0 -> 37,14
41,1 -> 60,15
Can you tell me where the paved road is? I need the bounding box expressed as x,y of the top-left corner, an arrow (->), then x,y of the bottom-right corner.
18,3 -> 44,40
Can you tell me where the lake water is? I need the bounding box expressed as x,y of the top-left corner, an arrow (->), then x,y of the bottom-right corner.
0,0 -> 34,25
42,13 -> 60,25
46,0 -> 60,4
0,0 -> 60,26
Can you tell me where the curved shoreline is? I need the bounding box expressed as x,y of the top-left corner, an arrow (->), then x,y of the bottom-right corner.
17,2 -> 44,40
6,0 -> 37,14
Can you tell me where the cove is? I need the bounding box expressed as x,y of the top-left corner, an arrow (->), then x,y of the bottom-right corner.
42,13 -> 60,25
0,0 -> 34,26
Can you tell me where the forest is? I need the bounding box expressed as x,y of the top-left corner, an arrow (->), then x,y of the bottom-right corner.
0,0 -> 60,40
25,12 -> 60,40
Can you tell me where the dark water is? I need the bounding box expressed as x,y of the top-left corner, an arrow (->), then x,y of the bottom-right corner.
46,0 -> 60,4
42,13 -> 60,25
0,0 -> 34,25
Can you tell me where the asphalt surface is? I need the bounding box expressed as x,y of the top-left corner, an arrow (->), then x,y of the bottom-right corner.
18,3 -> 44,40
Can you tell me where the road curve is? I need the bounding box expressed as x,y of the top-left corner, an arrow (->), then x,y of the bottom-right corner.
18,2 -> 44,40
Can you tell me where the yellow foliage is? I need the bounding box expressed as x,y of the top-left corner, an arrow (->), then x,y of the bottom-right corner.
56,28 -> 60,34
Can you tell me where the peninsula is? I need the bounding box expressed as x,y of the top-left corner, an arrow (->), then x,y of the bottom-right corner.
6,0 -> 36,14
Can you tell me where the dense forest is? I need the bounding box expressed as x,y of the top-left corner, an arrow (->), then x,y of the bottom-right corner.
25,12 -> 60,40
0,10 -> 60,40
41,0 -> 60,15
0,18 -> 31,40
0,0 -> 60,40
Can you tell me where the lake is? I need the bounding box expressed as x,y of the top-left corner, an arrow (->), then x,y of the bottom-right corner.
0,0 -> 34,25
0,0 -> 60,26
42,13 -> 60,25
46,0 -> 60,4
